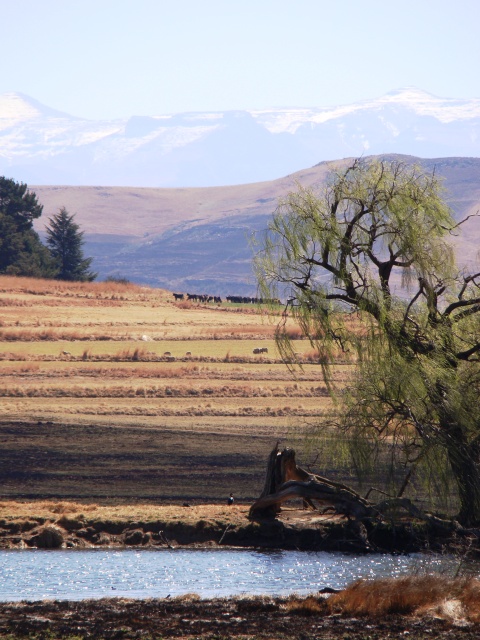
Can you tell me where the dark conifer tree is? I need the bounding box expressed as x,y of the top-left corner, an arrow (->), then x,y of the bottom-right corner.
45,207 -> 97,281
0,176 -> 55,277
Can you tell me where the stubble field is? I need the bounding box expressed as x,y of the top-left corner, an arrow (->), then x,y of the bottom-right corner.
0,275 -> 352,504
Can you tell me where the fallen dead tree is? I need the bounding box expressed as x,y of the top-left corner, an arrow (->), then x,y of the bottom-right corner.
248,446 -> 470,546
249,445 -> 373,520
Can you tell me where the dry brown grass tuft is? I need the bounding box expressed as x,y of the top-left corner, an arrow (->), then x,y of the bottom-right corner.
172,593 -> 201,602
112,347 -> 152,361
328,575 -> 480,622
0,275 -> 152,299
303,348 -> 328,363
175,300 -> 193,310
48,501 -> 83,515
284,595 -> 327,615
281,325 -> 304,340
459,578 -> 480,623
217,324 -> 275,339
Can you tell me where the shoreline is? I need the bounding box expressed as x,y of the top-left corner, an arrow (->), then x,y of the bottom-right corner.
0,592 -> 478,639
2,502 -> 480,638
0,500 -> 478,556
0,510 -> 468,555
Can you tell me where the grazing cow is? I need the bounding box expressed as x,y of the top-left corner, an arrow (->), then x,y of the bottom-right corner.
253,347 -> 268,354
173,293 -> 184,301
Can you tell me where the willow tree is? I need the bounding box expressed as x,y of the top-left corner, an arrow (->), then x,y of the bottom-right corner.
255,158 -> 480,526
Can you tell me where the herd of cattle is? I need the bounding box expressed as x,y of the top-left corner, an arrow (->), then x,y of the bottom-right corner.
173,293 -> 281,305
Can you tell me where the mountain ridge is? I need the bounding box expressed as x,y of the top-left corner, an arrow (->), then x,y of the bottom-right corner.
1,90 -> 479,188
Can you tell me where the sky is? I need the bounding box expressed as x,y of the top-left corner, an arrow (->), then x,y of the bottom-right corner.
1,0 -> 479,120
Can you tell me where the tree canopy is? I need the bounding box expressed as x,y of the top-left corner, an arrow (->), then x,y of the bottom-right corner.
255,158 -> 480,525
45,207 -> 96,282
0,176 -> 56,277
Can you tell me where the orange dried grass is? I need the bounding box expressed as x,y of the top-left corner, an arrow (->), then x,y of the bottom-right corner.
284,595 -> 327,615
0,275 -> 146,296
328,575 -> 480,621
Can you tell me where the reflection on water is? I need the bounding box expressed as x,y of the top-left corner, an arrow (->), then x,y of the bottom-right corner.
0,548 -> 474,601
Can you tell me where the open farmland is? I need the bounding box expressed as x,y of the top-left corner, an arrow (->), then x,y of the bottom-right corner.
0,276 -> 353,504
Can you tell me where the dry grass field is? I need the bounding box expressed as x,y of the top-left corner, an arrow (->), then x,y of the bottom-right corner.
0,275 -> 353,505
1,278 -> 476,637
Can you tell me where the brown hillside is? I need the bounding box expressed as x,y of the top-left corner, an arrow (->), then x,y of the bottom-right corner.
32,163 -> 334,237
31,156 -> 480,237
31,155 -> 480,290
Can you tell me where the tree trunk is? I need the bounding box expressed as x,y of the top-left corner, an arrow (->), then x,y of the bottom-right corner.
444,426 -> 480,527
433,390 -> 480,527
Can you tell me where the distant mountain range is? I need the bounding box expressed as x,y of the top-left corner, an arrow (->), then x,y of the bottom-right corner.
32,156 -> 480,295
1,89 -> 480,188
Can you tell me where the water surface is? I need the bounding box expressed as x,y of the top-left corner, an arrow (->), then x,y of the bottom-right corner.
0,548 -> 467,601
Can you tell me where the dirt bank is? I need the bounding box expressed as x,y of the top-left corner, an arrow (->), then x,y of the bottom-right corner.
0,594 -> 478,639
0,501 -> 474,555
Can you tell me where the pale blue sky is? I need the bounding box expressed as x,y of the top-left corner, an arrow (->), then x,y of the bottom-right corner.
1,0 -> 479,119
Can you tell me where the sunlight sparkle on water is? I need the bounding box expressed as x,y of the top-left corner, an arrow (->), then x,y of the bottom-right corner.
0,548 -> 467,602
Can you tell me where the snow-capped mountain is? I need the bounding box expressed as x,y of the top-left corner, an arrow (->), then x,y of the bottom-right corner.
1,89 -> 479,187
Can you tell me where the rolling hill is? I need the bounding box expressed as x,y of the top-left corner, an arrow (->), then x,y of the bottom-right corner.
32,155 -> 480,295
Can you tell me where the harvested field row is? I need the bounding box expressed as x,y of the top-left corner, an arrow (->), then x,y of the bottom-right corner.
0,360 -> 351,381
0,396 -> 330,418
0,327 -> 279,341
0,381 -> 329,397
3,414 -> 298,434
0,277 -> 157,298
0,347 -> 352,368
0,338 -> 279,356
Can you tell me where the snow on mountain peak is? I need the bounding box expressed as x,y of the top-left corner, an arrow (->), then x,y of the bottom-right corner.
0,92 -> 74,123
0,89 -> 479,188
382,87 -> 437,101
251,87 -> 480,133
0,92 -> 42,121
377,87 -> 480,122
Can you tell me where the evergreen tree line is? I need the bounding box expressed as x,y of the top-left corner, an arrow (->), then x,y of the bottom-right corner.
0,176 -> 96,281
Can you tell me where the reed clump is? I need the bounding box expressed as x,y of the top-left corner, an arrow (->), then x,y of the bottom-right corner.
328,575 -> 480,622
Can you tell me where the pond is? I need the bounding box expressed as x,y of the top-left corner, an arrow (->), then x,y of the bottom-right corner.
0,548 -> 469,601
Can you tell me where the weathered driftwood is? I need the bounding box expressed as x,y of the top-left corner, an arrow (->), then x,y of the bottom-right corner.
249,446 -> 457,534
250,445 -> 373,520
